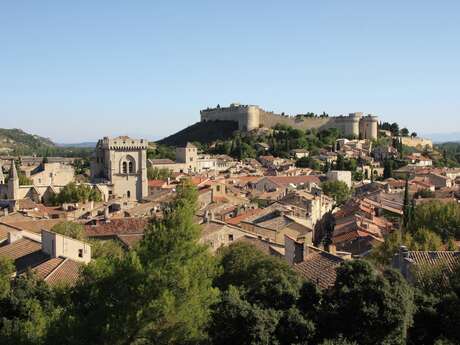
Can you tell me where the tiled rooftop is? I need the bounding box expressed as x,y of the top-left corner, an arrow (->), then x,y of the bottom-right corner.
294,249 -> 344,289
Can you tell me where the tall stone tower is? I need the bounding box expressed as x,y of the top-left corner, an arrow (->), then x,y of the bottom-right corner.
359,115 -> 378,140
91,136 -> 148,201
8,160 -> 19,200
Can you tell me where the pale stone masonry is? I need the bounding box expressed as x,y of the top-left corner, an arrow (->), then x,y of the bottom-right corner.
201,103 -> 378,139
91,136 -> 148,201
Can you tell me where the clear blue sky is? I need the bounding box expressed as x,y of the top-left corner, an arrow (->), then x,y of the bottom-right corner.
1,1 -> 459,142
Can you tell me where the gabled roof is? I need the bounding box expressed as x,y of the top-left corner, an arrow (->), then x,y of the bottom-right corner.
0,238 -> 49,272
262,175 -> 321,187
406,251 -> 460,273
294,247 -> 344,289
149,158 -> 176,165
84,218 -> 148,237
148,179 -> 167,188
43,258 -> 82,287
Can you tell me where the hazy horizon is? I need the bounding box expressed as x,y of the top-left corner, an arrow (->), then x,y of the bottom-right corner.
1,1 -> 459,142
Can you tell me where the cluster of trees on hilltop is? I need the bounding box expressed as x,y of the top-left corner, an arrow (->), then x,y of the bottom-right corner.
435,142 -> 460,167
0,180 -> 459,344
210,125 -> 343,161
379,122 -> 417,138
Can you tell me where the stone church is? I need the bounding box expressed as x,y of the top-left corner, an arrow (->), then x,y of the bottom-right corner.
91,136 -> 148,201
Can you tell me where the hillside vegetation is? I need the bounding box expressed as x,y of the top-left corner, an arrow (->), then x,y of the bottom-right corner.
0,128 -> 55,154
157,120 -> 238,146
0,128 -> 94,157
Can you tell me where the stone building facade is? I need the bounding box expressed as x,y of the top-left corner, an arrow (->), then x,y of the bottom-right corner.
91,136 -> 148,201
200,103 -> 378,139
149,142 -> 225,174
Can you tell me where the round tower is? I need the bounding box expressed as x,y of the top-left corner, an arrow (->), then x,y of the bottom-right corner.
360,115 -> 378,140
246,106 -> 261,131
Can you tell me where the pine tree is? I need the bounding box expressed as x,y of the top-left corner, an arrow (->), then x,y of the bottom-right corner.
67,179 -> 219,345
383,159 -> 393,179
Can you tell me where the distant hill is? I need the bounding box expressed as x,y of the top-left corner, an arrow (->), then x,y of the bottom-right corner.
157,120 -> 238,146
57,142 -> 97,148
421,132 -> 460,143
0,128 -> 55,154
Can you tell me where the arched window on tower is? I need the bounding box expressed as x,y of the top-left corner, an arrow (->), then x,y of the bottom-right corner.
128,161 -> 134,173
122,162 -> 127,174
127,191 -> 131,198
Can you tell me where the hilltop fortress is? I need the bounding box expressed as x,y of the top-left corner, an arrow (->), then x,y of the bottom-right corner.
200,103 -> 378,140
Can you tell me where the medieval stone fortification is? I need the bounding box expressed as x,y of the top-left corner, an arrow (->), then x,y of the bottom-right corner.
91,136 -> 148,201
200,103 -> 378,140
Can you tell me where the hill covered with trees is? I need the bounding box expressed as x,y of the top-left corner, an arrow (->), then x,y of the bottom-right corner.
0,128 -> 55,154
0,128 -> 95,157
157,120 -> 238,146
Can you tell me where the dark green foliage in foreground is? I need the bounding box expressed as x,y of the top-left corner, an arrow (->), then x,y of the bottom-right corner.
56,180 -> 219,345
210,246 -> 415,345
1,182 -> 459,345
0,273 -> 62,345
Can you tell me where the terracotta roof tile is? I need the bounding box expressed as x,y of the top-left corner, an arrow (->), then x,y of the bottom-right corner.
294,250 -> 344,289
266,175 -> 321,187
148,179 -> 167,187
407,251 -> 460,273
33,257 -> 65,280
0,238 -> 49,272
44,259 -> 83,287
116,234 -> 144,249
226,209 -> 263,226
85,218 -> 148,237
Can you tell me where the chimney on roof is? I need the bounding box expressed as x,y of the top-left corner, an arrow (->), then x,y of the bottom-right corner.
326,243 -> 337,255
285,235 -> 305,265
104,206 -> 110,223
400,245 -> 409,258
204,210 -> 211,223
7,231 -> 23,244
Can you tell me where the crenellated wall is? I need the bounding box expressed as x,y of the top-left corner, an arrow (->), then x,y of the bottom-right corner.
201,104 -> 379,139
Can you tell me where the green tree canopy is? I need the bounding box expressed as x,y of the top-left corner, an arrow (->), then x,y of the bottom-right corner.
51,221 -> 85,240
323,260 -> 415,345
51,182 -> 102,205
0,256 -> 14,299
410,201 -> 460,240
321,180 -> 351,206
64,179 -> 219,345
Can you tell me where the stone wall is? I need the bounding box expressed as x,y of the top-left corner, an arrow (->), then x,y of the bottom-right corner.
201,104 -> 378,139
400,137 -> 433,149
259,111 -> 332,131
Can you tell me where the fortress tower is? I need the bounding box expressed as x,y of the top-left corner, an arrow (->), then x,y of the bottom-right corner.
359,115 -> 378,140
333,113 -> 362,138
200,103 -> 379,140
201,103 -> 260,131
91,136 -> 148,201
